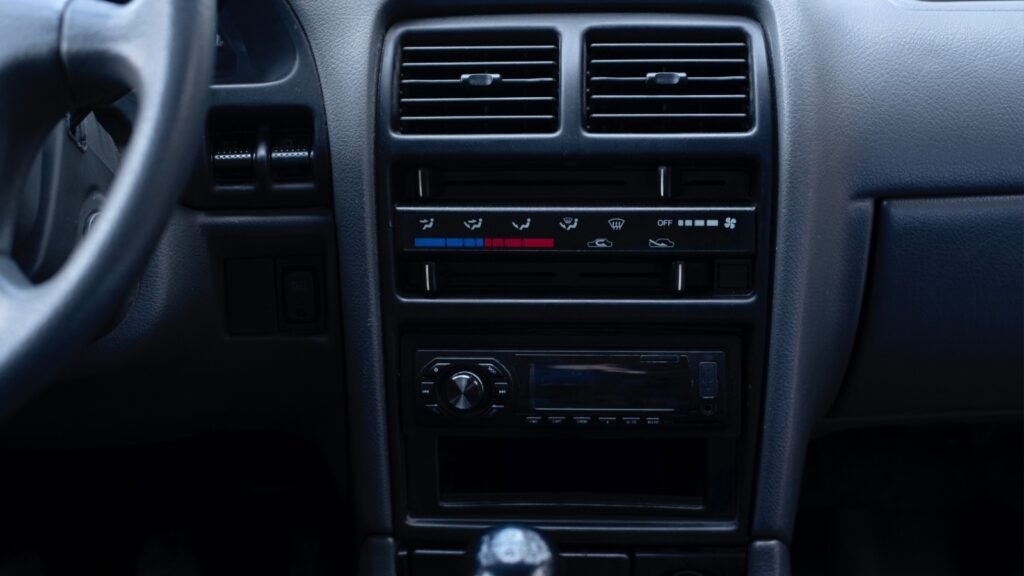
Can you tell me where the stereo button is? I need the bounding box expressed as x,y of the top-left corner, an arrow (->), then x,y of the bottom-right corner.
443,371 -> 487,412
423,361 -> 451,378
478,362 -> 506,378
494,382 -> 510,399
418,382 -> 435,402
645,416 -> 662,426
698,361 -> 720,400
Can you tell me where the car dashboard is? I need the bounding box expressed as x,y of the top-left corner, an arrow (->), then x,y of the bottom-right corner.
1,0 -> 1021,575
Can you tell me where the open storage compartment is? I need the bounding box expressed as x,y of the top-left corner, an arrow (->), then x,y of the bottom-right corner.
432,436 -> 717,513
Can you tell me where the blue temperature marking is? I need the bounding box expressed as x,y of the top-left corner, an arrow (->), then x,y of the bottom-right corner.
414,238 -> 446,248
414,237 -> 483,248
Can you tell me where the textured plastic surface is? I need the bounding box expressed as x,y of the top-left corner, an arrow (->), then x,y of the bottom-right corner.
286,0 -> 396,541
751,0 -> 1024,543
375,16 -> 772,549
748,540 -> 790,576
287,0 -> 1024,568
835,196 -> 1024,419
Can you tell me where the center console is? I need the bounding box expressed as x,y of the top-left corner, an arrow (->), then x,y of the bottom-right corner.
376,14 -> 773,576
400,331 -> 743,520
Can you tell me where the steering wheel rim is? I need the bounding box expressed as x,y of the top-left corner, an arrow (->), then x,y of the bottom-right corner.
0,0 -> 216,418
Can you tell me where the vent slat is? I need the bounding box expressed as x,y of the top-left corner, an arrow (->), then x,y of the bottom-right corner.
402,45 -> 557,52
402,115 -> 557,121
398,30 -> 559,134
590,42 -> 746,49
590,76 -> 747,83
586,28 -> 752,133
402,97 -> 556,103
590,113 -> 747,119
402,60 -> 557,68
590,59 -> 746,65
591,94 -> 746,100
401,78 -> 555,85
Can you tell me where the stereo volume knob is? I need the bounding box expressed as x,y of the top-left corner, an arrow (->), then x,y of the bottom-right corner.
443,370 -> 487,413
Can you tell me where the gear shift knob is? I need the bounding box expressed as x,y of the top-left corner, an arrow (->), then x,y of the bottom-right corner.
470,525 -> 557,576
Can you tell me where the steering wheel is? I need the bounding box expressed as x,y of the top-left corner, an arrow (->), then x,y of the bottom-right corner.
0,0 -> 216,418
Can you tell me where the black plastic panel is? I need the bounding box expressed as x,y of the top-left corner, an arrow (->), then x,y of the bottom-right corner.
411,348 -> 732,429
750,0 -> 1023,545
396,206 -> 756,254
392,161 -> 760,298
584,27 -> 752,134
205,107 -> 321,206
373,14 -> 772,551
394,329 -> 754,546
396,30 -> 560,134
834,196 -> 1024,419
184,0 -> 331,211
283,0 -> 1024,570
379,15 -> 772,155
437,436 -> 707,507
398,548 -> 746,576
214,0 -> 298,85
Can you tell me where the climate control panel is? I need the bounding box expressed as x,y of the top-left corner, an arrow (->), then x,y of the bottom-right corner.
397,206 -> 755,254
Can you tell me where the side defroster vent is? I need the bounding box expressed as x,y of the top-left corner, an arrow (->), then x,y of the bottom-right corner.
586,28 -> 751,133
397,30 -> 559,134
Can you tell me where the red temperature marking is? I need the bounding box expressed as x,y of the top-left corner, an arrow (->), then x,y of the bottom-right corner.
483,237 -> 554,249
522,238 -> 555,248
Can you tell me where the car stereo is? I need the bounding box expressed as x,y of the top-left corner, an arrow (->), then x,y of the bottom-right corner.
413,349 -> 728,429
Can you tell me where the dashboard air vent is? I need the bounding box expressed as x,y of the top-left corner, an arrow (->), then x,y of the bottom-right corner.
398,30 -> 559,134
586,28 -> 751,134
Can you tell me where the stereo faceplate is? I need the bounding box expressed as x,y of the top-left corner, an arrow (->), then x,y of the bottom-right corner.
413,349 -> 729,430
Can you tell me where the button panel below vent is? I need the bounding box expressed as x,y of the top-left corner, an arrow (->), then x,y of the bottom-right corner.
199,108 -> 323,209
586,28 -> 751,133
398,30 -> 559,134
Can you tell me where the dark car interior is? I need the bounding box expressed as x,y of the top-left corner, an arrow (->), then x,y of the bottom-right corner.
0,0 -> 1021,574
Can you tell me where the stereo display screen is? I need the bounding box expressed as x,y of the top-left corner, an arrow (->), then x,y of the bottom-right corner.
525,354 -> 691,411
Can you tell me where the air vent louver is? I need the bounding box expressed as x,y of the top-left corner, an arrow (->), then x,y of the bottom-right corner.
586,29 -> 751,134
398,31 -> 559,134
